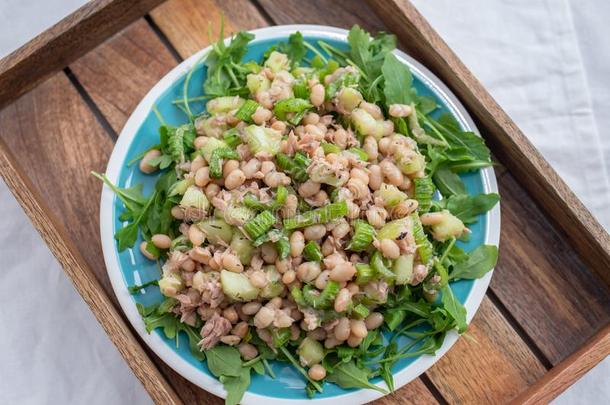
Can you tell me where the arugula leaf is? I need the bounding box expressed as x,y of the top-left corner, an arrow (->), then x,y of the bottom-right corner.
115,222 -> 139,252
326,360 -> 387,393
434,114 -> 491,162
441,286 -> 467,333
91,172 -> 147,214
439,193 -> 500,223
433,166 -> 466,197
220,367 -> 251,405
381,53 -> 415,105
277,32 -> 307,67
450,245 -> 498,281
128,279 -> 158,294
205,345 -> 242,378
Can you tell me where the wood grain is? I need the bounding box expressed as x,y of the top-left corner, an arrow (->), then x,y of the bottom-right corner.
493,173 -> 610,365
150,0 -> 267,59
365,0 -> 610,285
511,325 -> 610,404
0,77 -> 180,405
70,19 -> 177,133
0,0 -> 163,110
427,297 -> 547,404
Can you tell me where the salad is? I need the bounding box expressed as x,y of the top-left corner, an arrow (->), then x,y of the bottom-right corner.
95,24 -> 499,404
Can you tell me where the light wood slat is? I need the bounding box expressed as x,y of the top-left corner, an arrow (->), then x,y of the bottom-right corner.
70,19 -> 177,133
150,0 -> 268,59
365,0 -> 610,285
0,0 -> 164,110
255,0 -> 610,367
0,74 -> 180,405
511,325 -> 610,405
493,173 -> 610,365
427,297 -> 547,404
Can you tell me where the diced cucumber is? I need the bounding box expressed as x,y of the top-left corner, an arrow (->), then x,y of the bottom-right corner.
297,337 -> 325,367
220,270 -> 260,302
197,218 -> 233,244
259,266 -> 284,299
393,254 -> 414,285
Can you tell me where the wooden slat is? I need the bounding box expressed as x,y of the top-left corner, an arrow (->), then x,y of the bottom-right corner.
512,325 -> 610,404
150,0 -> 267,59
427,297 -> 547,404
70,19 -> 177,133
493,173 -> 610,364
365,0 -> 610,285
0,0 -> 164,110
0,75 -> 180,405
256,0 -> 610,367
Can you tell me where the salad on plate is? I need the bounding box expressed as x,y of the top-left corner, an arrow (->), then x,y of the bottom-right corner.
95,24 -> 499,404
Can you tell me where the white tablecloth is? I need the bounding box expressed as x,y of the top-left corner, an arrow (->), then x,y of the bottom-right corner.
0,0 -> 607,403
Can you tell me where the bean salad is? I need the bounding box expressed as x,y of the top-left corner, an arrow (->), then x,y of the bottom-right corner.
94,24 -> 500,404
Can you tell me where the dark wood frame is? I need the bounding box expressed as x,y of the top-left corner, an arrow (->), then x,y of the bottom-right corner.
0,0 -> 608,403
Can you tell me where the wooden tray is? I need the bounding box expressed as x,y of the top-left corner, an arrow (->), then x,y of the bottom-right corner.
1,0 -> 608,403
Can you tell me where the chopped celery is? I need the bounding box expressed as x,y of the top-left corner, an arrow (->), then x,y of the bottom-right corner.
244,125 -> 282,156
302,241 -> 323,262
374,183 -> 407,207
220,270 -> 260,301
393,254 -> 414,285
303,281 -> 340,309
273,98 -> 312,125
346,147 -> 369,161
411,213 -> 434,264
264,51 -> 290,72
297,337 -> 325,367
371,251 -> 396,282
291,286 -> 308,307
377,217 -> 412,240
197,218 -> 233,244
252,229 -> 289,260
276,153 -> 309,182
321,142 -> 341,154
206,96 -> 244,114
209,147 -> 240,178
352,303 -> 370,319
346,220 -> 376,252
293,80 -> 310,99
223,128 -> 241,148
351,108 -> 384,139
224,203 -> 256,226
243,210 -> 276,239
169,177 -> 195,197
413,177 -> 434,213
283,201 -> 348,230
180,186 -> 210,211
244,186 -> 288,211
199,137 -> 228,162
235,99 -> 260,122
355,263 -> 375,285
246,73 -> 270,94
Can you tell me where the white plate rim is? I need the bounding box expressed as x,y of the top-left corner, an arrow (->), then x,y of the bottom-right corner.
100,24 -> 501,405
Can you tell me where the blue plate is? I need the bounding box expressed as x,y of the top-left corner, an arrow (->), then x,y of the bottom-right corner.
100,25 -> 500,404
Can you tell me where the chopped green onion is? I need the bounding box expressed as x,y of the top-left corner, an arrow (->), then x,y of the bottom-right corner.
128,279 -> 159,294
243,186 -> 289,211
274,98 -> 312,125
243,210 -> 275,239
291,286 -> 308,307
346,220 -> 376,252
276,153 -> 309,182
303,281 -> 340,309
302,241 -> 323,262
294,152 -> 311,168
283,201 -> 348,230
223,128 -> 241,148
235,99 -> 260,122
411,213 -> 434,265
251,228 -> 289,258
413,177 -> 435,213
293,81 -> 310,99
352,303 -> 370,319
321,142 -> 341,154
209,147 -> 239,178
355,263 -> 375,285
275,231 -> 290,260
371,251 -> 396,282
